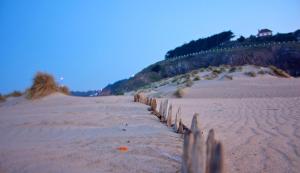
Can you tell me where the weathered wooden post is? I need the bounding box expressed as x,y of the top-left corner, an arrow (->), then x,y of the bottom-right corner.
174,107 -> 181,132
159,101 -> 163,118
167,104 -> 172,127
151,98 -> 157,111
134,94 -> 137,102
178,119 -> 184,134
182,131 -> 193,173
205,129 -> 224,173
191,113 -> 201,133
191,130 -> 205,173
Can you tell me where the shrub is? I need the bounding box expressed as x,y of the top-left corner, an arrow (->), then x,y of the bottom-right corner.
208,66 -> 214,71
244,71 -> 256,77
174,88 -> 186,98
26,72 -> 71,99
193,76 -> 201,81
212,68 -> 222,74
185,78 -> 193,87
229,67 -> 237,73
269,66 -> 291,78
26,72 -> 58,99
5,91 -> 23,97
115,91 -> 124,95
191,70 -> 198,76
199,68 -> 206,72
224,75 -> 233,80
0,94 -> 6,102
58,86 -> 70,95
258,70 -> 266,75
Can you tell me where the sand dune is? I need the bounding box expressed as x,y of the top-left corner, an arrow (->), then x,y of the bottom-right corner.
158,78 -> 300,173
1,77 -> 300,173
0,94 -> 182,173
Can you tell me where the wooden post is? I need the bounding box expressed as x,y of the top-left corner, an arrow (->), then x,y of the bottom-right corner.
182,131 -> 193,173
151,98 -> 157,111
159,101 -> 163,117
174,107 -> 181,132
191,113 -> 201,133
191,131 -> 205,173
205,129 -> 224,173
167,104 -> 172,127
163,100 -> 169,122
178,118 -> 184,134
134,94 -> 137,102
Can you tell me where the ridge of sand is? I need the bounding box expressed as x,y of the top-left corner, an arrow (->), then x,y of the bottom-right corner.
0,95 -> 182,173
154,77 -> 300,173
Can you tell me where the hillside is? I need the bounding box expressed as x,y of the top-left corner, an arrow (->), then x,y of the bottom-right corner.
100,41 -> 300,96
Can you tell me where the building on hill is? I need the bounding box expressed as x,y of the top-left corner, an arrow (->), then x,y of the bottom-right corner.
257,29 -> 272,37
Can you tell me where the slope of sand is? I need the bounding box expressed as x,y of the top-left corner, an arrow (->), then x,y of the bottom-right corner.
160,77 -> 300,173
0,94 -> 182,173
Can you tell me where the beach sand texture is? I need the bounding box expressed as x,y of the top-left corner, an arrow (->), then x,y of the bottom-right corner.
0,77 -> 300,173
162,78 -> 300,173
0,95 -> 182,173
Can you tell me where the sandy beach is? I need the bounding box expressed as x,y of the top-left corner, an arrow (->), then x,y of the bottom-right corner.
0,95 -> 182,173
160,77 -> 300,173
1,77 -> 300,173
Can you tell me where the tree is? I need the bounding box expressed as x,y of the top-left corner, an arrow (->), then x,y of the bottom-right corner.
237,36 -> 245,42
165,31 -> 234,59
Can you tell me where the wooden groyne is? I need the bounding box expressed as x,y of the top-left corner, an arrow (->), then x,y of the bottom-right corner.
134,93 -> 224,173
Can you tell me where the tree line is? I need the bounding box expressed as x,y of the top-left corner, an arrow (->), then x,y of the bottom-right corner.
165,29 -> 300,59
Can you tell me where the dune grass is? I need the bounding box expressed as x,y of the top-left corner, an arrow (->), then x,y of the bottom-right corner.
174,88 -> 186,98
5,91 -> 23,98
58,86 -> 70,95
185,77 -> 193,87
193,76 -> 201,81
269,66 -> 291,78
244,71 -> 256,77
26,72 -> 69,99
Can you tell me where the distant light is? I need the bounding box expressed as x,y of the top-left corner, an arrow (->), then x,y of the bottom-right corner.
131,74 -> 135,77
60,76 -> 64,81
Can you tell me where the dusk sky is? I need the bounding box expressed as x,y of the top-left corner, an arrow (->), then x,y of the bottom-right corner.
1,0 -> 300,93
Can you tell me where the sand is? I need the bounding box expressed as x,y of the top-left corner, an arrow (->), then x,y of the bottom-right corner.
1,76 -> 300,173
161,77 -> 300,173
0,94 -> 182,173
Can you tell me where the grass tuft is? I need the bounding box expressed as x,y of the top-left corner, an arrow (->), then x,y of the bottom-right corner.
193,76 -> 201,81
5,91 -> 23,98
185,77 -> 193,87
26,72 -> 70,99
174,88 -> 186,98
244,71 -> 256,77
269,66 -> 291,78
58,86 -> 70,95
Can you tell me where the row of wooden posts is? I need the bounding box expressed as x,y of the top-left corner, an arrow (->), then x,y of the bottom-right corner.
134,93 -> 224,173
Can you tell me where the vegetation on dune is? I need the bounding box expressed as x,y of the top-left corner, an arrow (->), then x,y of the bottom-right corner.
269,66 -> 291,78
212,68 -> 222,74
26,72 -> 69,99
258,70 -> 267,75
174,88 -> 186,98
5,91 -> 23,98
244,71 -> 257,77
193,76 -> 201,81
185,76 -> 193,87
224,75 -> 233,80
58,86 -> 70,95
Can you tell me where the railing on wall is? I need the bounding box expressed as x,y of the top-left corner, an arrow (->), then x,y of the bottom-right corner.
165,40 -> 299,62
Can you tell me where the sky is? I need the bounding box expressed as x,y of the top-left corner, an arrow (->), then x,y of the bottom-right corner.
0,0 -> 300,93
